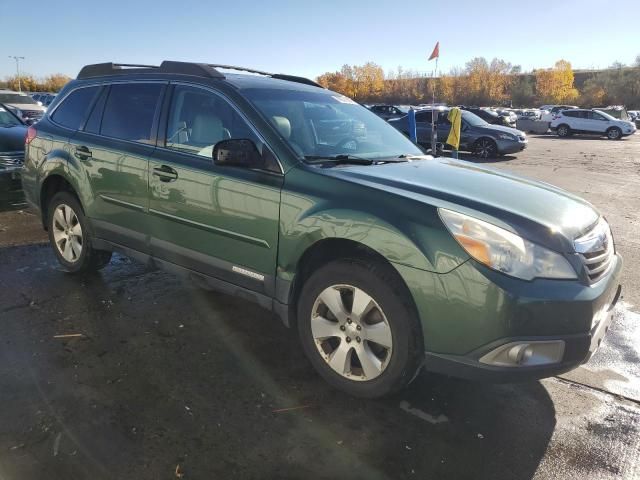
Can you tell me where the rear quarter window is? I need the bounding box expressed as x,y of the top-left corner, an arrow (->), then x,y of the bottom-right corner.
51,86 -> 101,130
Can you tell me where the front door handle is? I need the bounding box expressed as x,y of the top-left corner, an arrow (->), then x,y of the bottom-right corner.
153,165 -> 178,182
74,145 -> 92,160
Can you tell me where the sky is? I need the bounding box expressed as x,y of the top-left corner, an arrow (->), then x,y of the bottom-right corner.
2,0 -> 639,81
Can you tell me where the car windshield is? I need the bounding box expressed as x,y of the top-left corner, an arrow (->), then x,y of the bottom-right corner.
462,110 -> 488,126
243,88 -> 423,162
0,108 -> 22,127
0,93 -> 38,105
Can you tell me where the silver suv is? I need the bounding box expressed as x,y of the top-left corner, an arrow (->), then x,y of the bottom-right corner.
0,90 -> 46,124
550,109 -> 637,140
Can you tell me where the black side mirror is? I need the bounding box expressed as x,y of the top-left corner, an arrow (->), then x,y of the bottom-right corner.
213,139 -> 264,169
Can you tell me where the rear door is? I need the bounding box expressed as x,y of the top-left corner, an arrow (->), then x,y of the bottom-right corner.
414,110 -> 432,143
148,83 -> 283,295
71,82 -> 166,252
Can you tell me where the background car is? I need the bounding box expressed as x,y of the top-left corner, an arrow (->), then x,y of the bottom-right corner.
389,107 -> 527,158
459,106 -> 513,127
0,104 -> 27,169
369,104 -> 410,121
0,104 -> 27,207
550,108 -> 636,139
540,105 -> 578,122
0,90 -> 46,124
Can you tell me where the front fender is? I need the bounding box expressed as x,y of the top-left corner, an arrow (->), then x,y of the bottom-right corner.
277,167 -> 469,286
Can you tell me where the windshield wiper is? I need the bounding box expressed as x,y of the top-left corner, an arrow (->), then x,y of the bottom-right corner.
305,154 -> 374,165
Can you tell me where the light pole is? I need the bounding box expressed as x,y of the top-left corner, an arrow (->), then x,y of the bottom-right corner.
8,56 -> 25,92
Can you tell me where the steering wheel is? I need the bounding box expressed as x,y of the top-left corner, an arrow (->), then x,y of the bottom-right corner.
335,137 -> 359,151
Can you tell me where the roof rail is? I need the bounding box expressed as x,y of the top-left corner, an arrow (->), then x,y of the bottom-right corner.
209,64 -> 323,88
77,61 -> 223,80
77,60 -> 322,88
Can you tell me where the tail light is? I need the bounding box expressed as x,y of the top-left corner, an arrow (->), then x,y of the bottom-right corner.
25,125 -> 37,145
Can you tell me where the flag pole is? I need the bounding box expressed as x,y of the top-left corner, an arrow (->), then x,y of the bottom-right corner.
431,57 -> 438,156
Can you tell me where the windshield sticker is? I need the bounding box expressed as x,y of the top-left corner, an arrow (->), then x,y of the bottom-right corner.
332,95 -> 357,105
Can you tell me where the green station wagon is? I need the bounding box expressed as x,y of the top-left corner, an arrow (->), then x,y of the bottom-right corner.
22,61 -> 622,398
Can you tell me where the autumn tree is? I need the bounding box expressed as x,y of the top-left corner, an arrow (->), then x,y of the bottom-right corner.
41,74 -> 72,92
535,60 -> 579,103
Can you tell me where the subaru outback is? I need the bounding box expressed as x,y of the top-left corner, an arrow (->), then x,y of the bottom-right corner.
22,61 -> 622,398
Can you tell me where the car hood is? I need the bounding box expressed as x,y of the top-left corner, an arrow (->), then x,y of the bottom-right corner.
5,103 -> 45,111
327,157 -> 598,252
0,125 -> 27,152
476,123 -> 523,136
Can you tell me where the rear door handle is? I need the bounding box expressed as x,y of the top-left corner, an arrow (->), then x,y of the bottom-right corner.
153,165 -> 178,182
74,145 -> 92,159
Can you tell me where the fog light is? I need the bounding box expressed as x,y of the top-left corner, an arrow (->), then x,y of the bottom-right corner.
479,340 -> 565,367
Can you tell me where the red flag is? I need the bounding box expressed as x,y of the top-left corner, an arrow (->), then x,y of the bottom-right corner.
428,42 -> 440,61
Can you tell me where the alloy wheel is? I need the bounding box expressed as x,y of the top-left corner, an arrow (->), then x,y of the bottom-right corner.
310,284 -> 393,381
52,204 -> 83,263
607,128 -> 620,140
475,139 -> 496,159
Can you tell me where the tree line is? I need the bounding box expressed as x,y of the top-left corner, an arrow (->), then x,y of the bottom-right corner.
0,74 -> 72,93
317,56 -> 640,108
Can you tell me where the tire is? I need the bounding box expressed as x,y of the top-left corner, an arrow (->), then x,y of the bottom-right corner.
473,138 -> 498,159
47,191 -> 112,273
606,127 -> 622,140
297,259 -> 423,398
557,124 -> 571,137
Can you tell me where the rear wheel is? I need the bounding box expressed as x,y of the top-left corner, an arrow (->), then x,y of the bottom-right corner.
473,138 -> 497,159
47,191 -> 112,273
297,259 -> 423,398
606,127 -> 622,140
557,124 -> 571,137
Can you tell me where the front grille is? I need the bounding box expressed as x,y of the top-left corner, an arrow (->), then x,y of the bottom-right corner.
22,110 -> 44,119
0,151 -> 24,169
575,218 -> 615,283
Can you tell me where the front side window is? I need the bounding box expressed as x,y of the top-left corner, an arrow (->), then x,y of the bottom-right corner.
243,88 -> 422,161
165,85 -> 262,158
51,86 -> 100,130
100,83 -> 163,143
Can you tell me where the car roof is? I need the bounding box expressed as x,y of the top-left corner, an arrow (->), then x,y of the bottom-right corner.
74,61 -> 326,94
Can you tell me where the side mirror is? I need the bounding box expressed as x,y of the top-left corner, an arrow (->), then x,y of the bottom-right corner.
213,139 -> 264,169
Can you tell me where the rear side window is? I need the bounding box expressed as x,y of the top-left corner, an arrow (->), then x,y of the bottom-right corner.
51,86 -> 100,130
563,111 -> 577,118
100,83 -> 163,143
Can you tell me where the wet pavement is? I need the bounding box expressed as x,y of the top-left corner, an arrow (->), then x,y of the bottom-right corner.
1,135 -> 639,479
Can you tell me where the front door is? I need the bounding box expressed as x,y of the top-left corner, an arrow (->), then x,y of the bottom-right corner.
148,84 -> 283,295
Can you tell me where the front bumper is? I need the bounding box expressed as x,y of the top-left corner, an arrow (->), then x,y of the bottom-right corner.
419,256 -> 623,382
497,138 -> 527,154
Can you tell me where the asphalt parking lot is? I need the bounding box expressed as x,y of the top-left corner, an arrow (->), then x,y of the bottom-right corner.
0,134 -> 639,479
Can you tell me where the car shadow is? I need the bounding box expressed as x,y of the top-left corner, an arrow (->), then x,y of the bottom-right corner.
0,244 -> 556,480
449,152 -> 519,164
528,134 -> 625,141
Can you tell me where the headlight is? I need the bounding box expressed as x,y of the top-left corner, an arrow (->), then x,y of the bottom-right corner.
497,133 -> 515,140
439,209 -> 577,280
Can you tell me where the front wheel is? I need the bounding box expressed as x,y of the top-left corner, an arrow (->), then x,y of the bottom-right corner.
606,127 -> 622,140
557,124 -> 571,137
47,191 -> 112,273
297,259 -> 423,398
473,138 -> 498,159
